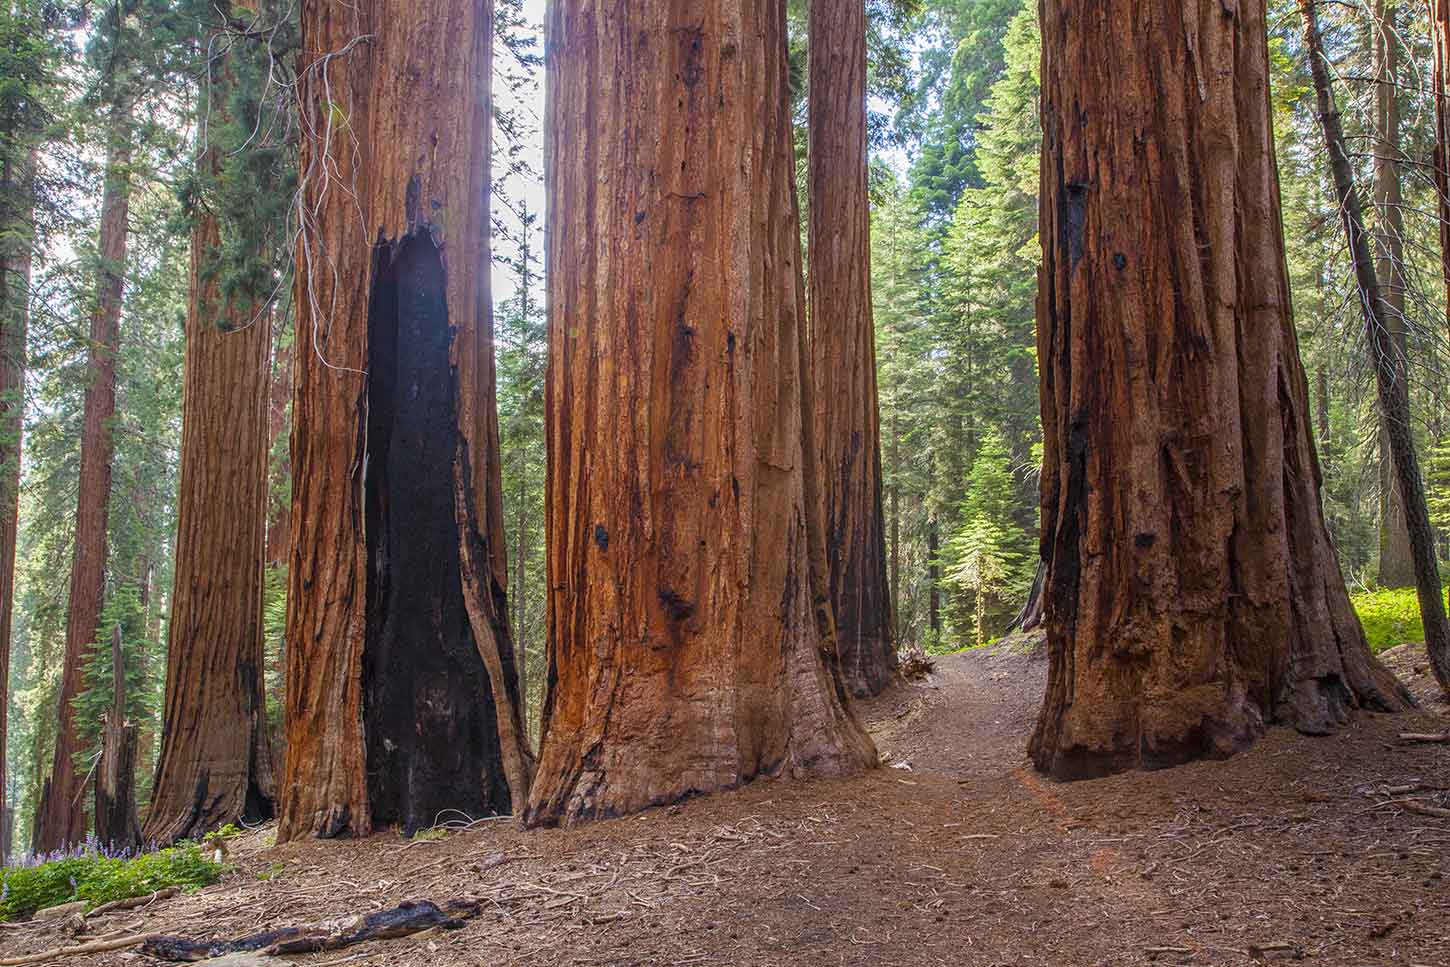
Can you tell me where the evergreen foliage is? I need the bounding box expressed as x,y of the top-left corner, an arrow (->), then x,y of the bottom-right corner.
907,0 -> 1021,219
180,0 -> 297,322
943,430 -> 1031,646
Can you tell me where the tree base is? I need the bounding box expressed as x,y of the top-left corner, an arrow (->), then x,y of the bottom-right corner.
839,633 -> 899,699
1030,629 -> 1411,782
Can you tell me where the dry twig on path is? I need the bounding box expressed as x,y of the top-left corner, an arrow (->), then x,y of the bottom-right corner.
0,931 -> 159,965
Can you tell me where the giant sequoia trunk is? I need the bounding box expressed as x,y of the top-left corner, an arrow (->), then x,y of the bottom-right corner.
145,82 -> 277,844
279,0 -> 531,842
34,121 -> 131,852
528,0 -> 877,827
1372,0 -> 1415,589
1030,0 -> 1410,780
0,147 -> 34,861
1300,0 -> 1450,695
807,0 -> 896,698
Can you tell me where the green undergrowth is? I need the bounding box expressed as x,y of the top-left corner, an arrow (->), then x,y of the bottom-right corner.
1351,586 -> 1450,654
924,590 -> 1443,658
0,841 -> 221,922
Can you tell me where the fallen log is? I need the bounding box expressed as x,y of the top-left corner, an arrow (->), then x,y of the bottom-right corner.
142,898 -> 481,962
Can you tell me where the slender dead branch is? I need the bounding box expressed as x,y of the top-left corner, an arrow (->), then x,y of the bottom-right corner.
0,932 -> 159,966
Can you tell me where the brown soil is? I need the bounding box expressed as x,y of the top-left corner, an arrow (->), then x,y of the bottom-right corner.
7,643 -> 1450,966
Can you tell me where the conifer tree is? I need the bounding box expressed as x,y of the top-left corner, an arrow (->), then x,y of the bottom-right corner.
529,0 -> 876,827
147,0 -> 293,845
35,3 -> 140,851
0,0 -> 57,859
808,0 -> 896,696
1371,0 -> 1414,589
280,0 -> 531,842
496,207 -> 545,729
1297,0 -> 1450,695
870,176 -> 935,646
944,430 -> 1029,646
1032,0 -> 1408,779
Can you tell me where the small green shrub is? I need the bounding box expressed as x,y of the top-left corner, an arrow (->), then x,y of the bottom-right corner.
0,841 -> 221,921
1351,586 -> 1450,654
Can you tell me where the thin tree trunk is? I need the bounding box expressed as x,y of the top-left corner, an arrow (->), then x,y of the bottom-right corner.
927,516 -> 940,638
512,216 -> 534,730
265,341 -> 291,568
925,452 -> 941,638
1300,0 -> 1450,695
1432,0 -> 1450,354
146,37 -> 278,841
808,0 -> 895,697
528,0 -> 877,828
889,409 -> 900,643
1316,365 -> 1330,444
0,145 -> 34,862
1007,561 -> 1045,635
1031,0 -> 1410,780
1373,0 -> 1415,589
131,554 -> 156,797
280,0 -> 531,842
34,114 -> 131,852
513,448 -> 528,728
94,625 -> 140,852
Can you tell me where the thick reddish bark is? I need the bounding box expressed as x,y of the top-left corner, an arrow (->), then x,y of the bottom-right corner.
280,0 -> 530,842
808,0 -> 896,698
145,114 -> 277,845
1030,0 -> 1409,780
528,0 -> 877,827
34,122 -> 131,852
0,147 -> 33,861
1300,0 -> 1450,696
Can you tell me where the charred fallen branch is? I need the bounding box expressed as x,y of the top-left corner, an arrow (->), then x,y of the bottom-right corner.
140,898 -> 481,961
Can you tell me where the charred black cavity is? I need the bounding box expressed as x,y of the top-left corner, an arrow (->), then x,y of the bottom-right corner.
362,231 -> 507,836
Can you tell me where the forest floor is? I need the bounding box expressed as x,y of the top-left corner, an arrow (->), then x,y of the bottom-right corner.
7,640 -> 1450,967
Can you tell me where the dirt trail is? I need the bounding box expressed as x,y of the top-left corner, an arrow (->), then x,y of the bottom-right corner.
7,644 -> 1450,966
